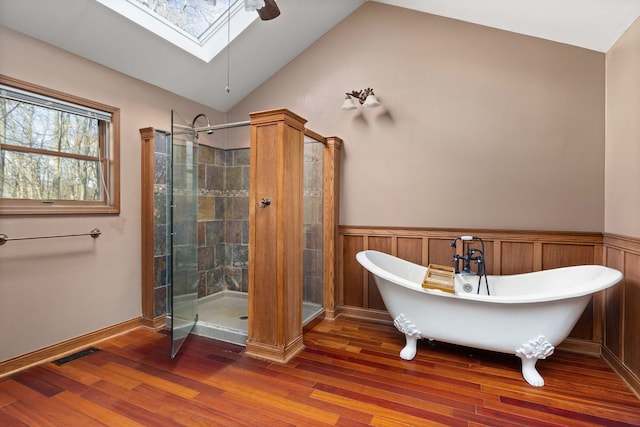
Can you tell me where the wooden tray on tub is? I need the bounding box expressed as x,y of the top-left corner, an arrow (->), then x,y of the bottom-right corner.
422,264 -> 455,294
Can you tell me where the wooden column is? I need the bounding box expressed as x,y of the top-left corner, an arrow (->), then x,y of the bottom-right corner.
140,128 -> 159,328
323,137 -> 343,319
140,128 -> 167,329
246,109 -> 307,363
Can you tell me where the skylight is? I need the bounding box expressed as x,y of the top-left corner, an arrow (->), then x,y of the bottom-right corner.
130,0 -> 229,40
96,0 -> 258,62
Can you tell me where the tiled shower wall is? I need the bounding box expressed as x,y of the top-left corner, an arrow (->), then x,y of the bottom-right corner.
153,130 -> 170,317
197,143 -> 323,302
303,141 -> 324,306
197,146 -> 250,298
153,139 -> 324,314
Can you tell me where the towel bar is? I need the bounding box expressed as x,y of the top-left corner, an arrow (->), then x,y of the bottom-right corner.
0,228 -> 101,245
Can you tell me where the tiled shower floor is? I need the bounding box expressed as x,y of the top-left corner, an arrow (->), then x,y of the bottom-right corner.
192,290 -> 322,346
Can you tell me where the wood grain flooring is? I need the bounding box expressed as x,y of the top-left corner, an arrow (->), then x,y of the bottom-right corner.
1,317 -> 639,426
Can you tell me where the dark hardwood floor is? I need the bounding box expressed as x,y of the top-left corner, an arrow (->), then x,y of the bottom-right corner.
1,317 -> 639,426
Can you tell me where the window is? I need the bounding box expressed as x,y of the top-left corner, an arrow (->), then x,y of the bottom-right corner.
0,75 -> 120,215
129,0 -> 232,40
96,0 -> 256,62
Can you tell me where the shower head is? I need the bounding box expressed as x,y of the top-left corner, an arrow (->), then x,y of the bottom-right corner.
191,113 -> 213,134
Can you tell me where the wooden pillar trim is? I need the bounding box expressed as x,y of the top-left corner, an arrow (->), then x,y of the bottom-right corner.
493,240 -> 502,275
140,128 -> 156,325
325,136 -> 343,149
140,128 -> 168,329
304,128 -> 327,145
249,108 -> 307,130
533,242 -> 543,271
246,109 -> 308,363
363,236 -> 370,308
421,238 -> 429,266
323,136 -> 342,319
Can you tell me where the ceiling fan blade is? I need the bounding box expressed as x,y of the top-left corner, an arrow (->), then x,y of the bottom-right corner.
257,0 -> 280,20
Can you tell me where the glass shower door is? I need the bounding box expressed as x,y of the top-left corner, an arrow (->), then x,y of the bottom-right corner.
170,110 -> 199,357
303,136 -> 324,324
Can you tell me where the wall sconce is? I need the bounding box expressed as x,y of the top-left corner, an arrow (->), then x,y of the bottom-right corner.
341,88 -> 380,110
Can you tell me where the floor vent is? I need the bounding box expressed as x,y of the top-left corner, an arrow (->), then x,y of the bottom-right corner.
52,347 -> 101,366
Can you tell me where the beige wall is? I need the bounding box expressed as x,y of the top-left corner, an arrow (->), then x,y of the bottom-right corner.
605,18 -> 640,238
228,2 -> 606,231
0,26 -> 222,362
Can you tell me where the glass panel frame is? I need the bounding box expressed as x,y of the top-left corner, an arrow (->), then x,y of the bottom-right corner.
170,110 -> 199,358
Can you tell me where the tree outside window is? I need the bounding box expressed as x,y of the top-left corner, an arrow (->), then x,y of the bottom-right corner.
0,76 -> 120,215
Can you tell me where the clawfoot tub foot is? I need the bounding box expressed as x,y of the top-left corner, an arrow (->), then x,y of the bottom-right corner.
515,336 -> 555,387
400,336 -> 418,360
393,314 -> 422,361
520,357 -> 544,386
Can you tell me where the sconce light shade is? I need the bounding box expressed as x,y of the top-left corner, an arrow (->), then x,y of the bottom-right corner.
363,93 -> 380,108
341,95 -> 358,110
341,88 -> 380,110
244,0 -> 266,12
257,0 -> 280,20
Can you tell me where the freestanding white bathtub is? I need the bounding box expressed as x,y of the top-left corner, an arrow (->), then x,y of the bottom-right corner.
356,250 -> 623,386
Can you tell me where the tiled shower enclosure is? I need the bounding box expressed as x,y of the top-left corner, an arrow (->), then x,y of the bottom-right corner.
152,131 -> 324,339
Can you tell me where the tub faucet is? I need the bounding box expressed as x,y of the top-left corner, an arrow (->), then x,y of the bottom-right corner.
450,236 -> 490,294
450,236 -> 483,275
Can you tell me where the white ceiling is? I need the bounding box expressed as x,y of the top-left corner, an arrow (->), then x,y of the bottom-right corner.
379,0 -> 640,53
1,0 -> 639,112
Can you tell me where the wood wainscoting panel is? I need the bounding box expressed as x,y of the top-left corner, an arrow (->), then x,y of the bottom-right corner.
541,243 -> 597,340
341,235 -> 364,308
571,302 -> 594,341
480,238 -> 494,275
428,238 -> 454,266
541,243 -> 595,270
605,246 -> 625,358
500,241 -> 534,275
603,233 -> 640,397
623,251 -> 640,376
397,237 -> 422,265
366,237 -> 392,311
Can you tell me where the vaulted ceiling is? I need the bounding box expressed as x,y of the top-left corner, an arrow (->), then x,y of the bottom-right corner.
1,0 -> 639,112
